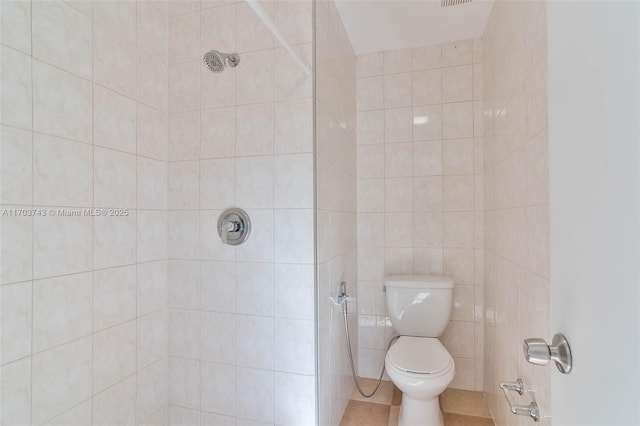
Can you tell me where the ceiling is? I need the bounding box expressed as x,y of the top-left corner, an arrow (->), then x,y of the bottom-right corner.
335,0 -> 494,55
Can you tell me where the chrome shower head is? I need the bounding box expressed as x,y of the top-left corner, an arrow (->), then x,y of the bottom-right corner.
203,50 -> 240,73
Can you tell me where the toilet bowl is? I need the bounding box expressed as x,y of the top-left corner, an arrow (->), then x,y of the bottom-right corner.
385,336 -> 455,426
383,275 -> 456,426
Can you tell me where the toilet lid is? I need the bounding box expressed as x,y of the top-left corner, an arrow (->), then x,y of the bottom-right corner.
387,337 -> 452,374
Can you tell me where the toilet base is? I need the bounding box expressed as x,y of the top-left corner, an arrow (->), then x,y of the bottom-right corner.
398,395 -> 443,426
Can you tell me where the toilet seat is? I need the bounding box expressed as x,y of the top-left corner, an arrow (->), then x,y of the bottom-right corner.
387,336 -> 453,376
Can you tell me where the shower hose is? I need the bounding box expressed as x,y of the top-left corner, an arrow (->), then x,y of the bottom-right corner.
341,296 -> 399,398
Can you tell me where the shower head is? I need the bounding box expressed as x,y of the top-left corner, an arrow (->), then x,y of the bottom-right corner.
203,50 -> 240,73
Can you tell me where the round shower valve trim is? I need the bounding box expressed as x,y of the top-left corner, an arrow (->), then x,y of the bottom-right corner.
218,208 -> 251,246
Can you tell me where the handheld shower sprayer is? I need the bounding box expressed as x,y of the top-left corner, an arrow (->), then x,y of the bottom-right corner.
335,281 -> 399,398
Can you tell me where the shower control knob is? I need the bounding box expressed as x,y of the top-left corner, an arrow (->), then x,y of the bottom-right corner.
523,333 -> 573,374
522,338 -> 551,366
218,208 -> 251,246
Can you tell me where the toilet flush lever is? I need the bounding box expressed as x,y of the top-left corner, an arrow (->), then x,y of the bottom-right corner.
523,333 -> 572,374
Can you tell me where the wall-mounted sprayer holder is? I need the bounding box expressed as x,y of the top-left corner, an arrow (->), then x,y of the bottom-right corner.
330,281 -> 350,306
218,208 -> 251,245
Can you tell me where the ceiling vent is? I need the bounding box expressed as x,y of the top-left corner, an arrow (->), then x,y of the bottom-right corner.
441,0 -> 472,6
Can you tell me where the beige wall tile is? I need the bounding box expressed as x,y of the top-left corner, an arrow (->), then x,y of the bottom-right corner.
33,60 -> 92,143
169,61 -> 200,113
93,25 -> 137,98
139,51 -> 168,112
442,65 -> 473,103
169,160 -> 199,209
1,47 -> 32,130
138,1 -> 168,63
356,38 -> 483,387
169,110 -> 200,161
0,357 -> 32,425
93,85 -> 137,153
357,76 -> 384,111
0,128 -> 32,206
275,0 -> 312,46
357,52 -> 383,78
384,142 -> 413,178
276,45 -> 312,101
169,11 -> 200,64
412,45 -> 442,71
1,212 -> 32,285
1,0 -> 31,54
442,40 -> 473,67
93,376 -> 136,426
168,357 -> 201,409
412,105 -> 443,141
33,273 -> 92,352
236,102 -> 274,156
384,48 -> 412,74
385,107 -> 413,143
384,73 -> 412,108
93,266 -> 136,331
483,0 -> 550,420
33,133 -> 93,207
443,101 -> 474,139
32,337 -> 92,425
444,175 -> 475,211
33,1 -> 92,79
44,399 -> 92,426
137,103 -> 168,160
2,2 -> 170,423
412,69 -> 442,106
275,98 -> 313,154
138,157 -> 168,210
93,1 -> 136,44
33,212 -> 92,278
200,61 -> 235,109
93,212 -> 137,269
137,210 -> 168,262
0,282 -> 32,364
94,147 -> 137,208
138,310 -> 167,369
93,321 -> 136,393
236,1 -> 274,52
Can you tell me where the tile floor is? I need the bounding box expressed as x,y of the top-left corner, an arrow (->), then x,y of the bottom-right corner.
340,379 -> 494,426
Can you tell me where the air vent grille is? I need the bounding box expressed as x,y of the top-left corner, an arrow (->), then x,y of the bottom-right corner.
441,0 -> 472,7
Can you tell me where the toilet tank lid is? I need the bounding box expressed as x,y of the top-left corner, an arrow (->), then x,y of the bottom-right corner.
384,274 -> 454,289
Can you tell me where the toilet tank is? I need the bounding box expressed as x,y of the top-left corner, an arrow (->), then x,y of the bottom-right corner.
384,274 -> 454,337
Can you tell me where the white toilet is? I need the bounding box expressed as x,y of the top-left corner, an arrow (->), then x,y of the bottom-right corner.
384,274 -> 455,426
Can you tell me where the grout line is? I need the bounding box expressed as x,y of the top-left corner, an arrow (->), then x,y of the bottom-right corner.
232,3 -> 239,421
196,8 -> 203,413
271,16 -> 277,421
29,0 -> 34,423
133,1 -> 139,420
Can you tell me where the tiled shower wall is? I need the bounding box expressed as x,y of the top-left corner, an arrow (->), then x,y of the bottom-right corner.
166,1 -> 316,425
315,0 -> 357,425
1,1 -> 169,425
482,1 -> 550,424
355,40 -> 485,391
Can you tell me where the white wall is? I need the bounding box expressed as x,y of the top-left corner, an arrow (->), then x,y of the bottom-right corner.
1,1 -> 169,424
482,1 -> 551,423
547,1 -> 640,424
355,39 -> 485,391
166,1 -> 316,425
315,0 -> 358,424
